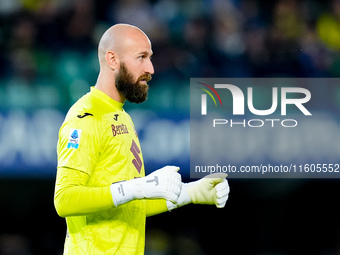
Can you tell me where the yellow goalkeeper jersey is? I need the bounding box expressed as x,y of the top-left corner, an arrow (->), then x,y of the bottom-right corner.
56,87 -> 149,254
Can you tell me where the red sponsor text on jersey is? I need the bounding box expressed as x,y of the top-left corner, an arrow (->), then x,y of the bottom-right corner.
111,123 -> 129,137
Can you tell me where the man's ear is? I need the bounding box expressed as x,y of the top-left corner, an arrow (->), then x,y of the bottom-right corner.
105,51 -> 119,70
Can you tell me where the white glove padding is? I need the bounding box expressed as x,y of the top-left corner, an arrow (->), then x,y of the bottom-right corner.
186,173 -> 229,208
110,166 -> 182,207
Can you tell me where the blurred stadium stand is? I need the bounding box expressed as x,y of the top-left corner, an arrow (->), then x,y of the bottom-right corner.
0,0 -> 339,254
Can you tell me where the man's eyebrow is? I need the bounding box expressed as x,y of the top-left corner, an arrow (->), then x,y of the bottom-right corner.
139,51 -> 153,56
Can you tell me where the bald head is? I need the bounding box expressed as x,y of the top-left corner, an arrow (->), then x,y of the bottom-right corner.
95,23 -> 154,103
98,24 -> 151,65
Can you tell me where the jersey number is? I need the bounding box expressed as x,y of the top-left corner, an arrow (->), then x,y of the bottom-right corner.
130,140 -> 142,173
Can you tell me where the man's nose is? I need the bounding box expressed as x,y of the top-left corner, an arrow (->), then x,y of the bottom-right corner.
145,58 -> 154,75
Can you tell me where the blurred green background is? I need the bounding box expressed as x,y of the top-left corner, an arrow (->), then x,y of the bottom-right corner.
0,0 -> 339,254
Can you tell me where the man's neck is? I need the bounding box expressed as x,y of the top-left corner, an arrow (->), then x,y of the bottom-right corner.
95,72 -> 125,103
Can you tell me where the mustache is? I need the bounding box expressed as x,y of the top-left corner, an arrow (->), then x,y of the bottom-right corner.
138,73 -> 152,82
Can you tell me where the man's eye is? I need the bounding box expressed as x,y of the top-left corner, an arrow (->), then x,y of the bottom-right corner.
138,56 -> 145,60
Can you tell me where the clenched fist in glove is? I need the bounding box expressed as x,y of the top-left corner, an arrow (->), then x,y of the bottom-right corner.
110,166 -> 182,207
166,173 -> 230,210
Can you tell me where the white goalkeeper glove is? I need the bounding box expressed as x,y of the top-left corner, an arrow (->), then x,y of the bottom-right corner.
110,166 -> 182,207
166,173 -> 229,210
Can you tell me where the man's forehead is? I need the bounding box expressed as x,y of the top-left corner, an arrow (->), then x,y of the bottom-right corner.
122,34 -> 153,55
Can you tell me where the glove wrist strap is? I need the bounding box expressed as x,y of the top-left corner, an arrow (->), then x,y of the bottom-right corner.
166,183 -> 191,211
110,181 -> 134,207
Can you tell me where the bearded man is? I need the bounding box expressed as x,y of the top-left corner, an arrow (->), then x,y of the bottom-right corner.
54,23 -> 229,255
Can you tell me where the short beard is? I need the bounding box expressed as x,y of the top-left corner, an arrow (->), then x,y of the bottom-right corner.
115,63 -> 151,103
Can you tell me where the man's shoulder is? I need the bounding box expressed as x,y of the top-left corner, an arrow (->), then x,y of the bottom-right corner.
60,90 -> 126,134
66,90 -> 123,120
60,94 -> 100,133
67,92 -> 95,115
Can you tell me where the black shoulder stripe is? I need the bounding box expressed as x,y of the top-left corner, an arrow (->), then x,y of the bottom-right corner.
77,113 -> 94,118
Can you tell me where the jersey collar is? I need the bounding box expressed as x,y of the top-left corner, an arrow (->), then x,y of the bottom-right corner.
90,87 -> 124,111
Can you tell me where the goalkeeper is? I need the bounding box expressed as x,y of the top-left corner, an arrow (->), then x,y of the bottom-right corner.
54,23 -> 230,255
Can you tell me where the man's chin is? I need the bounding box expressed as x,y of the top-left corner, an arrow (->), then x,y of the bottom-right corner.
128,95 -> 148,104
125,88 -> 148,103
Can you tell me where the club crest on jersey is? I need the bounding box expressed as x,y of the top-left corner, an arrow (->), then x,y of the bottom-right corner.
111,123 -> 129,137
67,129 -> 82,149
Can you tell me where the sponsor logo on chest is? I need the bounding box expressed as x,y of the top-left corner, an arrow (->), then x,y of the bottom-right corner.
111,123 -> 129,137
